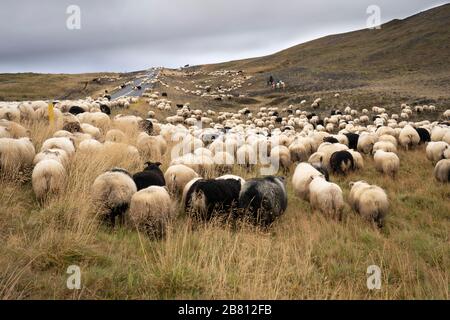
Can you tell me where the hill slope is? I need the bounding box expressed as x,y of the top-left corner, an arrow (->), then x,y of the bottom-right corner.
199,4 -> 450,101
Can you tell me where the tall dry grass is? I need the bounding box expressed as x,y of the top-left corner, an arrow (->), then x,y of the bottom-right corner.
0,115 -> 449,300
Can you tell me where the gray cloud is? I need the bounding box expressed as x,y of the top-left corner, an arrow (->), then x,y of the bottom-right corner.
0,0 -> 447,73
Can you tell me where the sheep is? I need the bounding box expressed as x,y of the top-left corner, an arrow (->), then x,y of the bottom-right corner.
41,137 -> 75,156
288,141 -> 309,162
32,159 -> 66,201
434,159 -> 450,183
216,174 -> 246,187
344,132 -> 359,150
0,120 -> 29,138
329,150 -> 355,174
349,181 -> 389,227
357,133 -> 377,154
183,178 -> 241,221
33,148 -> 69,166
415,127 -> 431,144
78,139 -> 103,153
309,176 -> 344,220
347,149 -> 364,170
0,137 -> 35,174
164,164 -> 200,195
136,132 -> 165,160
431,126 -> 447,142
91,168 -> 137,226
292,163 -> 324,200
238,176 -> 288,227
128,186 -> 174,238
398,125 -> 420,149
373,150 -> 400,178
426,142 -> 449,163
105,129 -> 126,143
317,142 -> 348,168
132,162 -> 165,191
373,141 -> 398,154
80,123 -> 101,140
270,145 -> 291,172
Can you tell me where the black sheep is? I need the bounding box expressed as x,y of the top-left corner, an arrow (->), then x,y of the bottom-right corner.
100,104 -> 111,115
415,127 -> 431,144
132,162 -> 165,191
330,151 -> 355,175
184,179 -> 241,221
238,176 -> 287,227
344,133 -> 360,150
69,106 -> 85,115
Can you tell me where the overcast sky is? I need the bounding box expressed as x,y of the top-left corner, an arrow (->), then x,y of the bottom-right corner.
0,0 -> 448,73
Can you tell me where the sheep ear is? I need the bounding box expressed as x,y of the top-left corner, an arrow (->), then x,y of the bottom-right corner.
155,162 -> 162,167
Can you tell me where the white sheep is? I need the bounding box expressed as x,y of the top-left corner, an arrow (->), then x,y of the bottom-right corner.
32,159 -> 66,200
292,162 -> 324,200
426,142 -> 448,163
373,141 -> 398,154
398,125 -> 420,149
349,181 -> 389,227
309,176 -> 344,220
41,137 -> 75,156
434,159 -> 450,183
33,148 -> 69,166
357,133 -> 377,154
0,137 -> 35,174
164,164 -> 200,195
128,186 -> 174,238
91,168 -> 137,226
373,150 -> 400,178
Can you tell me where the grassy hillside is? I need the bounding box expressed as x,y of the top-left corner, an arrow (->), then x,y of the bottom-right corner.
196,4 -> 450,103
0,72 -> 136,102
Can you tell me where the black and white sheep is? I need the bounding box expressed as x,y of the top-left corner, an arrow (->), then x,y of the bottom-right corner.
183,178 -> 241,221
329,150 -> 355,175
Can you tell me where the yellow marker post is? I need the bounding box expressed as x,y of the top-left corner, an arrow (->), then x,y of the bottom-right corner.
48,102 -> 55,125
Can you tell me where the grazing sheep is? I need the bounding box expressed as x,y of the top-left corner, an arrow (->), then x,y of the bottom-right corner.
292,163 -> 325,200
347,149 -> 364,170
164,164 -> 200,195
0,120 -> 29,138
137,132 -> 165,160
311,163 -> 330,181
426,142 -> 449,163
309,176 -> 344,220
238,176 -> 288,227
91,168 -> 137,226
183,178 -> 241,221
374,150 -> 400,178
128,186 -> 173,238
270,145 -> 291,172
344,132 -> 359,150
415,127 -> 431,144
78,139 -> 103,153
357,133 -> 377,154
33,148 -> 69,166
41,137 -> 75,156
349,181 -> 389,227
398,125 -> 420,149
329,150 -> 355,175
132,162 -> 165,191
0,137 -> 35,174
288,142 -> 308,162
32,159 -> 66,201
317,142 -> 348,168
373,141 -> 398,154
434,159 -> 450,183
216,174 -> 246,187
